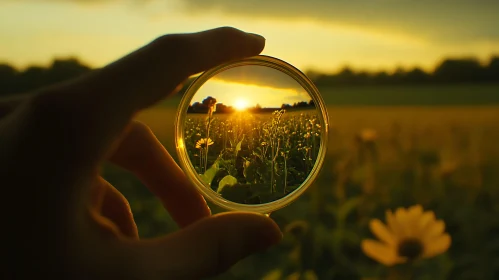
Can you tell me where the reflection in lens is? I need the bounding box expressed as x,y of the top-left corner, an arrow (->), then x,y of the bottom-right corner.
183,65 -> 322,204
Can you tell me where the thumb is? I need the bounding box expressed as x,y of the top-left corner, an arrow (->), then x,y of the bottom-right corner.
126,212 -> 282,279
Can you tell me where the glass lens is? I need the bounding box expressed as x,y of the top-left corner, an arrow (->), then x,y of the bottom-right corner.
179,62 -> 325,206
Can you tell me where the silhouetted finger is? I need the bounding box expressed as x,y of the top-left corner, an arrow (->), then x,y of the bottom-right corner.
71,27 -> 265,114
108,121 -> 210,228
123,212 -> 282,279
0,93 -> 30,119
25,26 -> 265,173
90,176 -> 139,239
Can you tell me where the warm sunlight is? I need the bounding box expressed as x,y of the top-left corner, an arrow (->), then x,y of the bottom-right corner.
191,80 -> 310,109
234,98 -> 249,111
3,1 -> 499,279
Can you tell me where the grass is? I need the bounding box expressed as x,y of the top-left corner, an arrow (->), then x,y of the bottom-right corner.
157,84 -> 499,107
183,109 -> 321,204
102,94 -> 499,279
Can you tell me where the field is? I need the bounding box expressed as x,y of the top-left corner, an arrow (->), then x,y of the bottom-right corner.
183,109 -> 322,204
102,95 -> 499,279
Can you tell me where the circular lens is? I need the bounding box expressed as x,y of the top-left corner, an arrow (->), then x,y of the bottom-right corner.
175,55 -> 328,214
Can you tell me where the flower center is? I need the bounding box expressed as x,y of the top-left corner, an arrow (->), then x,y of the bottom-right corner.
397,238 -> 423,260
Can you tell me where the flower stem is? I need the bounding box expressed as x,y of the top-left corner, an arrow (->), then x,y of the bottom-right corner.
387,264 -> 416,280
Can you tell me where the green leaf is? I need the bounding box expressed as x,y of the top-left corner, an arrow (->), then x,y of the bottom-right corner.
235,134 -> 245,156
350,165 -> 368,184
303,270 -> 318,280
217,175 -> 238,193
337,197 -> 362,228
199,160 -> 220,186
261,269 -> 282,280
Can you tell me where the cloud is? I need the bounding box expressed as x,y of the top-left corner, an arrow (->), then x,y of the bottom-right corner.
0,0 -> 146,5
189,64 -> 312,108
7,0 -> 497,43
4,0 -> 497,45
179,0 -> 499,43
212,64 -> 306,90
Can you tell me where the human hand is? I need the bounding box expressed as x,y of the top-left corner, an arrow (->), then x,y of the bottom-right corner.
0,27 -> 282,279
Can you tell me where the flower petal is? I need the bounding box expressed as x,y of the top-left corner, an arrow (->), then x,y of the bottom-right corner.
406,205 -> 424,237
417,211 -> 436,235
370,219 -> 397,246
386,210 -> 402,237
394,207 -> 411,238
423,233 -> 451,258
422,220 -> 445,241
408,205 -> 424,217
361,239 -> 404,266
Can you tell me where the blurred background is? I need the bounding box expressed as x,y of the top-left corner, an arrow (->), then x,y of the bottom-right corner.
1,0 -> 498,279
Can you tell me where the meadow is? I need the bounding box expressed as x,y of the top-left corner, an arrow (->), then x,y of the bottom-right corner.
102,87 -> 499,280
183,109 -> 321,204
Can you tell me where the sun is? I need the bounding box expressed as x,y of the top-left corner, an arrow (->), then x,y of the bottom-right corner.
234,98 -> 249,111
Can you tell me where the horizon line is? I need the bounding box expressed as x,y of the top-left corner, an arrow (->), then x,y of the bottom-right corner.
1,53 -> 498,76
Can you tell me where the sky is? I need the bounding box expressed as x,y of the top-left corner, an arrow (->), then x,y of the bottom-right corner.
191,65 -> 311,108
1,0 -> 498,74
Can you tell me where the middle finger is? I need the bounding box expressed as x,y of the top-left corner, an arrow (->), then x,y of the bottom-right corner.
107,121 -> 211,228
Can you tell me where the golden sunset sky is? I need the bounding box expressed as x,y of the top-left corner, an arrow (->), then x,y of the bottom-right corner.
191,65 -> 311,108
1,0 -> 498,73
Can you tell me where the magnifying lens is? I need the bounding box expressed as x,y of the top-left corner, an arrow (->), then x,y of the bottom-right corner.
175,55 -> 328,214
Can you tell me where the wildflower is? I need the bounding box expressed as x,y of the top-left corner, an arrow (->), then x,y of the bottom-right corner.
208,104 -> 216,116
285,220 -> 309,239
361,205 -> 451,266
440,160 -> 458,177
195,138 -> 214,149
358,129 -> 378,142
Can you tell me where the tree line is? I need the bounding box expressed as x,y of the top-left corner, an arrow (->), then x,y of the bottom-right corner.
1,55 -> 498,97
187,96 -> 315,114
308,56 -> 499,87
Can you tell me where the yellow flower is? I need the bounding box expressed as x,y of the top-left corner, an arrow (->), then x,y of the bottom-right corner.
361,205 -> 451,266
358,128 -> 378,142
195,138 -> 214,149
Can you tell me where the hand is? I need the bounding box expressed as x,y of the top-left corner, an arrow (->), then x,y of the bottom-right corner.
1,27 -> 282,279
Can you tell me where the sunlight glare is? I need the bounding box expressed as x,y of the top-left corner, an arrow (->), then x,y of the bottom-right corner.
234,98 -> 249,111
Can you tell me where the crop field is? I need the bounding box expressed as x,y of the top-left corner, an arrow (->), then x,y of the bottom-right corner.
182,109 -> 322,204
103,104 -> 499,280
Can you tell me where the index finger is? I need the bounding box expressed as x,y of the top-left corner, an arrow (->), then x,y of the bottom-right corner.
26,27 -> 265,167
72,27 -> 265,114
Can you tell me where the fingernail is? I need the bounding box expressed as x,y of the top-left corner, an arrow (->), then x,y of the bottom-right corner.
247,33 -> 266,43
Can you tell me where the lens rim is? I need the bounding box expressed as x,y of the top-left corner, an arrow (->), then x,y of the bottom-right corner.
175,55 -> 329,214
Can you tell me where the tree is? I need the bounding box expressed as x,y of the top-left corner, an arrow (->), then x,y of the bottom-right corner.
434,58 -> 485,83
405,67 -> 430,84
0,64 -> 18,96
17,66 -> 47,93
486,56 -> 499,82
45,58 -> 91,85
